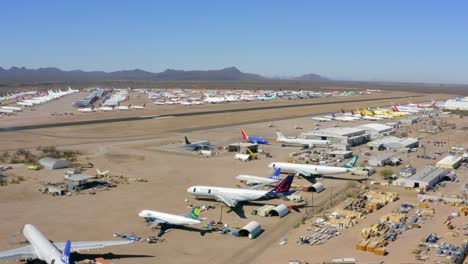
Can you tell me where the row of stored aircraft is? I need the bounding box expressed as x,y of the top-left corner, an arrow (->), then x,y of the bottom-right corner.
16,87 -> 79,107
78,103 -> 146,113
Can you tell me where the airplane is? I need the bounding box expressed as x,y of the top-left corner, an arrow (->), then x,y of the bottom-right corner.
414,100 -> 437,109
392,105 -> 420,114
187,175 -> 295,208
17,101 -> 34,107
115,105 -> 130,110
96,168 -> 110,177
236,168 -> 281,186
184,136 -> 212,150
275,131 -> 330,148
311,116 -> 332,122
268,156 -> 359,177
130,104 -> 146,109
1,106 -> 22,112
138,206 -> 203,228
0,224 -> 132,264
98,106 -> 114,112
331,113 -> 360,122
241,129 -> 269,144
359,112 -> 383,121
78,107 -> 95,113
257,94 -> 277,101
369,110 -> 393,119
0,109 -> 14,114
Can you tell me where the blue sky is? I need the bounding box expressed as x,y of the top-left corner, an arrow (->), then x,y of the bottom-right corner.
1,0 -> 467,83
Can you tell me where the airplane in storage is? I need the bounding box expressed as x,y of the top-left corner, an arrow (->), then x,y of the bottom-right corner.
268,156 -> 359,177
241,129 -> 269,144
183,136 -> 212,150
187,175 -> 295,208
0,224 -> 132,264
236,168 -> 282,185
138,207 -> 204,228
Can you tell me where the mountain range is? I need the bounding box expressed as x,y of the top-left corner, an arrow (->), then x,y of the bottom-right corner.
0,66 -> 328,83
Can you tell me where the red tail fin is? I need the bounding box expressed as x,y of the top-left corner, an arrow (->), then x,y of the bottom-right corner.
241,130 -> 248,140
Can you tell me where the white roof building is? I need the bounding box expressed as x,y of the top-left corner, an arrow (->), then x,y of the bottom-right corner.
357,123 -> 393,136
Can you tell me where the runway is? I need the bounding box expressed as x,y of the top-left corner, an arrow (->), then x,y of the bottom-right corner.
0,95 -> 419,132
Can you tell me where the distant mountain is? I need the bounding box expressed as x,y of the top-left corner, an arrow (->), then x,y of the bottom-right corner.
0,66 -> 266,83
294,73 -> 329,81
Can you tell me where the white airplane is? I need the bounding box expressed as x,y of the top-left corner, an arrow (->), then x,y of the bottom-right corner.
236,168 -> 281,186
78,107 -> 95,113
138,207 -> 203,227
187,175 -> 295,207
276,131 -> 330,148
311,116 -> 332,122
359,112 -> 384,121
115,105 -> 130,110
130,104 -> 146,109
96,168 -> 109,177
268,156 -> 358,177
0,109 -> 14,114
1,106 -> 22,112
392,105 -> 420,114
203,95 -> 225,104
331,113 -> 360,122
98,106 -> 114,112
17,102 -> 34,107
0,224 -> 132,264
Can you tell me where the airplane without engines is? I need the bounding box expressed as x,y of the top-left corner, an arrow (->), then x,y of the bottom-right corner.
268,156 -> 359,177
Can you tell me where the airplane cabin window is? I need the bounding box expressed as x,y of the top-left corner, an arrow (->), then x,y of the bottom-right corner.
193,188 -> 196,192
208,189 -> 211,194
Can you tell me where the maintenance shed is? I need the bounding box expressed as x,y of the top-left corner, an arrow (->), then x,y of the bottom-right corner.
368,136 -> 419,151
270,204 -> 290,218
228,142 -> 258,154
65,174 -> 96,190
368,153 -> 401,167
254,205 -> 276,217
39,157 -> 70,170
357,123 -> 394,137
300,127 -> 369,146
400,167 -> 416,177
436,155 -> 463,169
238,221 -> 262,239
394,166 -> 448,188
311,182 -> 325,193
329,150 -> 353,159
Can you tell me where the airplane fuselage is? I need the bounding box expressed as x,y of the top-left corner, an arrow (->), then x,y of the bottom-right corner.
187,186 -> 267,203
23,224 -> 63,264
138,210 -> 201,226
268,162 -> 349,176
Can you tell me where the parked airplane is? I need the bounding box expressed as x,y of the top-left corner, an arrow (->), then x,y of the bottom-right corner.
275,131 -> 330,148
236,168 -> 281,186
78,107 -> 95,113
359,112 -> 383,121
187,175 -> 295,207
1,106 -> 22,112
268,156 -> 358,177
311,116 -> 332,122
130,104 -> 146,109
331,113 -> 360,122
138,206 -> 203,228
241,129 -> 269,144
184,136 -> 212,150
0,109 -> 14,114
392,105 -> 420,114
0,224 -> 132,264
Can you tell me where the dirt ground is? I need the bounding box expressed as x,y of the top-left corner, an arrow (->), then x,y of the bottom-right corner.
0,91 -> 466,264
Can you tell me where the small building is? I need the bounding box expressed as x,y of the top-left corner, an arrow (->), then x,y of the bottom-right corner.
368,153 -> 401,167
254,205 -> 276,217
329,150 -> 353,159
228,142 -> 258,154
400,167 -> 416,177
368,136 -> 419,151
436,155 -> 463,169
394,166 -> 448,188
311,182 -> 325,193
39,157 -> 70,170
238,221 -> 262,239
270,204 -> 290,218
300,127 -> 370,146
357,123 -> 394,137
65,174 -> 96,190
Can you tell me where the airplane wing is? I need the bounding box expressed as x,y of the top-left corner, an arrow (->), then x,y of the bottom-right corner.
0,245 -> 36,261
54,240 -> 133,252
216,193 -> 239,207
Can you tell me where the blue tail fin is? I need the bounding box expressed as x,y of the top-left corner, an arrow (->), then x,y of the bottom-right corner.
272,175 -> 293,194
269,168 -> 281,180
331,113 -> 336,118
61,240 -> 71,264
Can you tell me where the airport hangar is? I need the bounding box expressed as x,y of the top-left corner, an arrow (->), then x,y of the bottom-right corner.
299,127 -> 370,147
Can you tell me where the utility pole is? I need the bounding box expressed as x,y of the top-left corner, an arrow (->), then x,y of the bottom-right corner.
311,192 -> 314,215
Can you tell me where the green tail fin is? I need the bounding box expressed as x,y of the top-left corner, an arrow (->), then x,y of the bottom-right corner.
188,207 -> 200,220
342,156 -> 358,168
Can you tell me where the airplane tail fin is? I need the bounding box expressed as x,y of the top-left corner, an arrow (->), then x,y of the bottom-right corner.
392,105 -> 400,112
275,131 -> 285,139
184,136 -> 191,145
61,240 -> 71,264
271,175 -> 293,194
341,109 -> 345,114
331,113 -> 336,118
241,129 -> 249,140
342,155 -> 359,168
269,168 -> 281,180
351,110 -> 355,115
187,207 -> 200,220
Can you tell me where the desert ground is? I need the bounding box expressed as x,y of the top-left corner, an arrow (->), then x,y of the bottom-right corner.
0,90 -> 466,264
